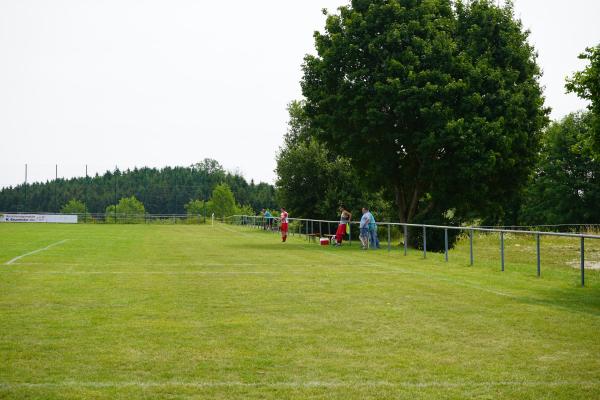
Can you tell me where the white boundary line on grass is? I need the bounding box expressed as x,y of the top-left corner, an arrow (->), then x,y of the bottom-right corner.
1,380 -> 598,389
4,240 -> 70,265
7,262 -> 380,268
2,270 -> 418,275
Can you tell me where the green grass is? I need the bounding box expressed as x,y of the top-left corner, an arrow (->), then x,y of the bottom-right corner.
1,223 -> 599,399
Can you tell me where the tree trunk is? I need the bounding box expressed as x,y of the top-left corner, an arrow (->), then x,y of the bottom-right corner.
395,185 -> 407,223
407,184 -> 421,223
395,184 -> 413,247
395,181 -> 423,248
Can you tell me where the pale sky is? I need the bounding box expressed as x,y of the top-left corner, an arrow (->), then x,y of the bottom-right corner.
1,0 -> 599,188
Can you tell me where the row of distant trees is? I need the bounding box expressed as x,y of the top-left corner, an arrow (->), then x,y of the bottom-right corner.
275,0 -> 600,249
0,159 -> 276,215
59,183 -> 252,222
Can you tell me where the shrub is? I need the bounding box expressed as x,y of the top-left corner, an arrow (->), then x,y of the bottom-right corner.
105,196 -> 146,223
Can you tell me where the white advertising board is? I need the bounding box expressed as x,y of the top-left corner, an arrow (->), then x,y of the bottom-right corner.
0,214 -> 78,224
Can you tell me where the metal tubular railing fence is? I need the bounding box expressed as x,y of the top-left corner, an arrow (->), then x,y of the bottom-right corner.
225,215 -> 600,287
2,211 -> 598,286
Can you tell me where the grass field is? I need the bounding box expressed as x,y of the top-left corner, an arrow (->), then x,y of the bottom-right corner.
1,223 -> 599,399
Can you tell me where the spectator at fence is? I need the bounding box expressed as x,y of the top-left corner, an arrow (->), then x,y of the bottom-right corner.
366,208 -> 380,249
262,209 -> 273,230
335,205 -> 352,246
280,207 -> 289,242
359,208 -> 371,249
358,207 -> 370,250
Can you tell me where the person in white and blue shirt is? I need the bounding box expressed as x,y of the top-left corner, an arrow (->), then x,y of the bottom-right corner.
359,208 -> 371,249
262,209 -> 273,230
367,209 -> 380,249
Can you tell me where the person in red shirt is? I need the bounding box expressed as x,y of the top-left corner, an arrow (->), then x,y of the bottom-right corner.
280,208 -> 289,242
335,205 -> 352,246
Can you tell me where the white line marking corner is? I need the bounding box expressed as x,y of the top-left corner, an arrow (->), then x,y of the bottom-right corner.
4,239 -> 70,266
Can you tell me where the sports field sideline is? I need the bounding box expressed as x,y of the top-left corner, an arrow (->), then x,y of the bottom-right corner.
1,223 -> 599,399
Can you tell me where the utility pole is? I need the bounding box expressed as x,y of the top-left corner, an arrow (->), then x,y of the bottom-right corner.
24,164 -> 28,212
54,164 -> 58,213
85,165 -> 88,223
114,167 -> 118,223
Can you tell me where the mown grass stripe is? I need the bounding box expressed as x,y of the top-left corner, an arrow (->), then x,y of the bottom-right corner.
1,380 -> 599,389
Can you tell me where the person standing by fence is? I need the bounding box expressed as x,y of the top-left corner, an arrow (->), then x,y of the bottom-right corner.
335,205 -> 352,246
366,208 -> 380,249
262,209 -> 273,230
359,208 -> 371,249
280,208 -> 289,242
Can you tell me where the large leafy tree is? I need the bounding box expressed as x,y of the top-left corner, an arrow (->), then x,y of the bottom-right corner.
566,44 -> 600,153
520,112 -> 600,225
301,0 -> 548,228
276,101 -> 391,221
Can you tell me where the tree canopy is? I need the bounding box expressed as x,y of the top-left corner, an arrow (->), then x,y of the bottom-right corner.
105,196 -> 146,223
276,101 -> 392,221
566,44 -> 600,153
520,112 -> 600,225
60,199 -> 87,215
301,0 -> 548,228
210,184 -> 237,219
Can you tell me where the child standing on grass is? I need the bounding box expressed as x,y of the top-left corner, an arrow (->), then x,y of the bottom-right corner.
280,208 -> 289,242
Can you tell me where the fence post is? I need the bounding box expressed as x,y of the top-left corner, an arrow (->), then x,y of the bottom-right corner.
444,229 -> 448,262
387,223 -> 391,253
423,226 -> 427,259
536,234 -> 541,277
469,230 -> 474,266
404,225 -> 408,256
54,164 -> 58,213
581,237 -> 585,287
500,231 -> 505,272
24,163 -> 28,212
319,221 -> 322,237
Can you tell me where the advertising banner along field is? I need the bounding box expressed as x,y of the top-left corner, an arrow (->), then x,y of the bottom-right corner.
0,214 -> 78,224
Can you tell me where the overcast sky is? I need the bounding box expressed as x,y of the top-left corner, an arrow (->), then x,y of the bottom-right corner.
1,0 -> 599,188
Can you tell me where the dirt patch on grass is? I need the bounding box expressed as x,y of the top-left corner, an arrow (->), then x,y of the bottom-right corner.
567,260 -> 600,270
